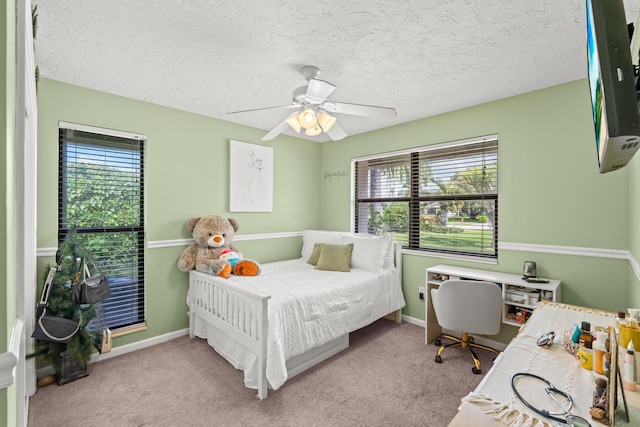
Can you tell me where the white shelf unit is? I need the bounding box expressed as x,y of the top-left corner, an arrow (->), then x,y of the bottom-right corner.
425,264 -> 561,343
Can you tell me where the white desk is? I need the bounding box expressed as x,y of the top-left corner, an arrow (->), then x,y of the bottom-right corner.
426,265 -> 561,344
449,302 -> 640,426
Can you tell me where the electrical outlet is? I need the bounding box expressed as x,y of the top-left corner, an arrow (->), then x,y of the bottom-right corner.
419,286 -> 426,300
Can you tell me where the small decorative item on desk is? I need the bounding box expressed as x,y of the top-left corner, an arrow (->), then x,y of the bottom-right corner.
590,377 -> 608,422
523,261 -> 537,279
562,326 -> 580,358
619,308 -> 640,394
617,311 -> 627,328
578,321 -> 594,371
537,331 -> 555,348
627,308 -> 640,328
622,341 -> 637,391
593,330 -> 608,376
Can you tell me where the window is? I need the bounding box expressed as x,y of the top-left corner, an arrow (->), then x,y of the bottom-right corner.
353,135 -> 498,259
58,122 -> 146,332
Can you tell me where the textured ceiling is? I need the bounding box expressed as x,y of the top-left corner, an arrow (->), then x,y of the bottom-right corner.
33,0 -> 640,142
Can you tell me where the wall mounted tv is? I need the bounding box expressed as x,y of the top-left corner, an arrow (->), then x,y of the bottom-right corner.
586,0 -> 640,173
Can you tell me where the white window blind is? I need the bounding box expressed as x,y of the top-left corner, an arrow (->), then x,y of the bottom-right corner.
353,136 -> 498,259
58,123 -> 146,331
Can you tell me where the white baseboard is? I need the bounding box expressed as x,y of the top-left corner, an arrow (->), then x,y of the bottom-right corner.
36,328 -> 189,379
90,328 -> 189,363
402,314 -> 425,328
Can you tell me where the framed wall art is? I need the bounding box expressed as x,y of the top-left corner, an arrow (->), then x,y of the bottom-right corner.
229,140 -> 273,212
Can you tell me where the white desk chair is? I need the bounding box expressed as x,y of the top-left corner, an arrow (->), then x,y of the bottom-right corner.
430,279 -> 502,374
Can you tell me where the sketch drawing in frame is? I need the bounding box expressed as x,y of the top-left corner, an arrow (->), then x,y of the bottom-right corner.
229,140 -> 273,212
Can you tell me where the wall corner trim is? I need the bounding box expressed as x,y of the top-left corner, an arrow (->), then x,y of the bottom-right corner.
0,320 -> 24,389
630,253 -> 640,282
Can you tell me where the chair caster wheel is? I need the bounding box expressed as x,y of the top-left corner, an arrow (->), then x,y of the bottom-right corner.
435,355 -> 442,363
434,338 -> 441,346
472,367 -> 481,374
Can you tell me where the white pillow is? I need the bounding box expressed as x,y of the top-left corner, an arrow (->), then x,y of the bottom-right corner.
301,230 -> 348,260
382,232 -> 396,268
351,233 -> 396,268
342,234 -> 389,274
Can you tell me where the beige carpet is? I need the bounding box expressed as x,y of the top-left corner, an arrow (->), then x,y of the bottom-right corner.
27,319 -> 495,427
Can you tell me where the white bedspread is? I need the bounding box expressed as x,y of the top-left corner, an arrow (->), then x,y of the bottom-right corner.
190,258 -> 405,390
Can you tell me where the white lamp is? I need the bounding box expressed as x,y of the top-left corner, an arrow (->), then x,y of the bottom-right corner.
317,112 -> 336,132
305,125 -> 322,136
298,108 -> 317,129
286,115 -> 301,133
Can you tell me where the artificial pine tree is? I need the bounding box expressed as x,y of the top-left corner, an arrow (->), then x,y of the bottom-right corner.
31,230 -> 103,375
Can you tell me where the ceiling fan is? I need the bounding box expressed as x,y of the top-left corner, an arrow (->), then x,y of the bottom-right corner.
227,66 -> 397,141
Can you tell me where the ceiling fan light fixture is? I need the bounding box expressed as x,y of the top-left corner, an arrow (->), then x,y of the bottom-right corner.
305,125 -> 322,136
228,66 -> 397,141
299,108 -> 317,129
286,115 -> 301,133
317,112 -> 336,132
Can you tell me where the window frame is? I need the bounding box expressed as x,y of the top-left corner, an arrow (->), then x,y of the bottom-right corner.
57,121 -> 146,335
352,135 -> 498,260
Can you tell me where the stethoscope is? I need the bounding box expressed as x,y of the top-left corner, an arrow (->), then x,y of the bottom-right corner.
511,373 -> 592,426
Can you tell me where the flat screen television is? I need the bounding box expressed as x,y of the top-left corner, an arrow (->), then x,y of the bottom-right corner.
586,0 -> 640,173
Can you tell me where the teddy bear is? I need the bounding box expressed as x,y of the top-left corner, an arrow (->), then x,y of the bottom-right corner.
177,215 -> 261,278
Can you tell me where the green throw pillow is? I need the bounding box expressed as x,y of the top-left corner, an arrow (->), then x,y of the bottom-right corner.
315,243 -> 354,272
307,243 -> 326,266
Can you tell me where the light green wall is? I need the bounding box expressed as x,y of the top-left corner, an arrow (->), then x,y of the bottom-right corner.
2,0 -> 17,424
36,78 -> 321,347
629,6 -> 640,306
321,80 -> 631,317
37,79 -> 322,244
629,125 -> 640,307
35,77 -> 638,350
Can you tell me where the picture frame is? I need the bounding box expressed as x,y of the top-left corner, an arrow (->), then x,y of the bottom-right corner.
229,140 -> 273,212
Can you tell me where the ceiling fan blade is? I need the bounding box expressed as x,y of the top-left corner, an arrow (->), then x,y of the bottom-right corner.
324,101 -> 397,119
306,79 -> 336,103
227,104 -> 299,115
261,112 -> 299,141
325,122 -> 348,141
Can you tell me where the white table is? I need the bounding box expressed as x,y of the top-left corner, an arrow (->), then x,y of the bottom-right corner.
449,302 -> 640,426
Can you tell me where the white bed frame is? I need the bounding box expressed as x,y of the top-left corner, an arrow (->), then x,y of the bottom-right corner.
188,242 -> 403,399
